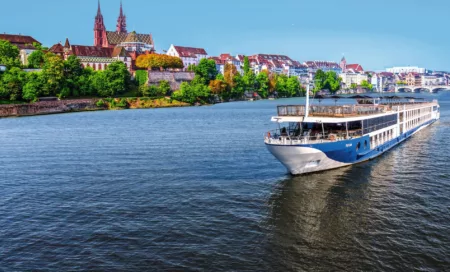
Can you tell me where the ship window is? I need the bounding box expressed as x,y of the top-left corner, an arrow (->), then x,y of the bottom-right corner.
356,142 -> 361,151
364,140 -> 368,149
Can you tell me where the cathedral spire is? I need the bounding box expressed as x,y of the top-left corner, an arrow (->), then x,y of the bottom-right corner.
97,0 -> 102,16
94,0 -> 106,47
116,0 -> 127,33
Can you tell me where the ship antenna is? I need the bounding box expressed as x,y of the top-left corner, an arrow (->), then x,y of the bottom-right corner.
305,83 -> 310,118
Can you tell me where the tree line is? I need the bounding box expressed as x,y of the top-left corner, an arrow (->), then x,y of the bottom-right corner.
0,39 -> 132,102
169,57 -> 306,104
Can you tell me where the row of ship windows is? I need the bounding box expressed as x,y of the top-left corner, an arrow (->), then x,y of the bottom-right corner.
406,107 -> 432,121
362,114 -> 397,135
370,129 -> 395,149
405,113 -> 432,131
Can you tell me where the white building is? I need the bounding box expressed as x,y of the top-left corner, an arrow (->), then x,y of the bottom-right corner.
386,66 -> 426,74
340,73 -> 369,88
166,45 -> 208,69
421,75 -> 440,86
371,72 -> 395,92
0,34 -> 41,66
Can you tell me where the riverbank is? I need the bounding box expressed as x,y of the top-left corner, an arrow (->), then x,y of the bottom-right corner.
0,98 -> 190,118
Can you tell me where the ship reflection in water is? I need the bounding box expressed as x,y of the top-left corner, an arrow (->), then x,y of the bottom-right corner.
264,141 -> 446,271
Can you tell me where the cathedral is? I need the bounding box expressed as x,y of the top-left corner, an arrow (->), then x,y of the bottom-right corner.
50,1 -> 154,73
94,1 -> 154,51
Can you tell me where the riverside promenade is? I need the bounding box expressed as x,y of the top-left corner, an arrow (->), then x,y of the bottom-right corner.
0,99 -> 101,118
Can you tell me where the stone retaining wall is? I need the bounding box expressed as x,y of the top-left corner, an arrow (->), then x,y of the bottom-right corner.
0,99 -> 101,118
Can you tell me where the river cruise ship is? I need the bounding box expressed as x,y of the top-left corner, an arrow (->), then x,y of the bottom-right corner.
265,96 -> 440,175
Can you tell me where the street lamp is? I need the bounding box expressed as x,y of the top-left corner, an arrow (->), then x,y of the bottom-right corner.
0,64 -> 6,73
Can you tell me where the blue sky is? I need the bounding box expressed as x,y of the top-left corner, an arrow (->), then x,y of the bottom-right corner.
1,0 -> 449,71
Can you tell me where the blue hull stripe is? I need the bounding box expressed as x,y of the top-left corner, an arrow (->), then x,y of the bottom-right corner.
268,119 -> 437,164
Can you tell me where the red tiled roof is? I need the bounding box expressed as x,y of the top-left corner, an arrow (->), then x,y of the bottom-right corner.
346,64 -> 364,72
112,46 -> 129,58
378,72 -> 394,77
70,45 -> 113,58
219,53 -> 231,61
173,46 -> 207,58
209,57 -> 226,65
0,34 -> 40,50
49,43 -> 64,54
236,55 -> 245,61
304,61 -> 340,69
0,34 -> 40,45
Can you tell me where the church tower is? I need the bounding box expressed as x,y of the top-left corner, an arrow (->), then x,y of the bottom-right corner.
94,0 -> 106,47
340,56 -> 347,73
116,1 -> 127,33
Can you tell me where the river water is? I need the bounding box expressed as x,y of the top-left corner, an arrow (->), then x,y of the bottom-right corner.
0,93 -> 449,271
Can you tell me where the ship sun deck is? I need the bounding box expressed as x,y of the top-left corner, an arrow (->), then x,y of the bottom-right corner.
266,100 -> 439,146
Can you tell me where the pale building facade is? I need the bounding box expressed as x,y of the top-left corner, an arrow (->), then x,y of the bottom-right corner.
386,66 -> 426,74
166,45 -> 208,69
340,73 -> 369,88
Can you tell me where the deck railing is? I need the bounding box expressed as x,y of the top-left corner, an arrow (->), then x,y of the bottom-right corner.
277,101 -> 438,117
277,105 -> 387,117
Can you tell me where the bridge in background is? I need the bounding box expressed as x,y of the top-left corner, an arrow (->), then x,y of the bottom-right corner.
395,85 -> 450,93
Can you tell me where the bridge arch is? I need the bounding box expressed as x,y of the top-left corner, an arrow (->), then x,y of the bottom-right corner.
412,87 -> 431,93
397,87 -> 413,93
430,87 -> 449,93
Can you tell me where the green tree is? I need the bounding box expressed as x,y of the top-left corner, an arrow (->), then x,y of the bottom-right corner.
361,80 -> 373,91
98,61 -> 131,97
275,74 -> 288,97
135,70 -> 148,86
62,55 -> 83,96
313,69 -> 326,93
350,83 -> 358,90
194,59 -> 217,83
0,40 -> 21,68
242,70 -> 256,92
314,70 -> 341,93
256,71 -> 269,98
325,71 -> 341,93
27,50 -> 45,69
243,56 -> 250,74
158,80 -> 171,96
231,73 -> 246,98
91,71 -> 108,96
187,64 -> 196,72
42,53 -> 65,96
286,76 -> 300,97
216,73 -> 225,81
172,81 -> 211,104
139,85 -> 161,98
78,67 -> 95,96
22,72 -> 43,101
1,67 -> 25,100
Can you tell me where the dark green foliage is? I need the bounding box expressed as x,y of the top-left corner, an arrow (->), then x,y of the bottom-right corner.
243,56 -> 250,74
158,80 -> 171,96
361,80 -> 373,90
27,50 -> 45,69
0,40 -> 21,68
172,81 -> 211,104
135,70 -> 148,86
96,99 -> 106,107
256,72 -> 269,98
314,69 -> 341,93
194,59 -> 217,84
